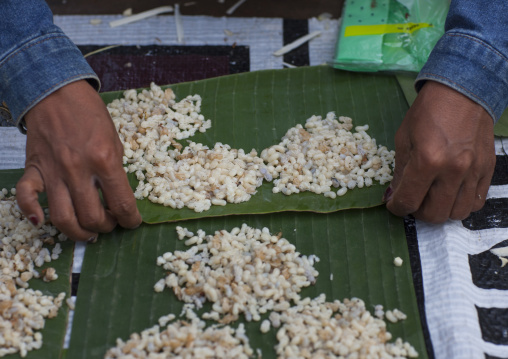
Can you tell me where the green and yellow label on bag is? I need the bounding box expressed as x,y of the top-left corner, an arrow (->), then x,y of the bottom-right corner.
333,0 -> 448,72
344,22 -> 433,37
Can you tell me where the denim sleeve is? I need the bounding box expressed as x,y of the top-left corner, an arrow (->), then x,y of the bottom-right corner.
415,0 -> 508,122
0,0 -> 100,133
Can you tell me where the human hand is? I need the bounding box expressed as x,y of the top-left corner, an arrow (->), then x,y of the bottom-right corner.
16,80 -> 142,241
385,81 -> 496,223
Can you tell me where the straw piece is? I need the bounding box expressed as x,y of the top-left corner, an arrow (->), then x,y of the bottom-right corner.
83,45 -> 120,58
273,31 -> 322,57
175,4 -> 184,43
282,62 -> 297,68
109,6 -> 174,28
226,0 -> 248,15
491,246 -> 508,257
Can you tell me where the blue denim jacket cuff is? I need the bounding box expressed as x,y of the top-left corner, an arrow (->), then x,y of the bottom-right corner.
0,31 -> 100,133
415,32 -> 508,122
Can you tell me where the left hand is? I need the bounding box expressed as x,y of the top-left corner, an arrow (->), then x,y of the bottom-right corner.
16,80 -> 142,241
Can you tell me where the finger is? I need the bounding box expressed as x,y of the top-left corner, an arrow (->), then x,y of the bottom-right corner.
386,159 -> 434,217
388,125 -> 412,194
412,184 -> 456,223
66,176 -> 117,233
448,159 -> 492,220
448,181 -> 476,220
45,181 -> 98,242
472,174 -> 492,212
16,166 -> 45,227
412,164 -> 469,222
472,151 -> 495,212
98,169 -> 142,229
383,153 -> 402,203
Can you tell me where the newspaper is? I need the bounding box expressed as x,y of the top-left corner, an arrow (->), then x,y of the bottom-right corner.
417,138 -> 508,359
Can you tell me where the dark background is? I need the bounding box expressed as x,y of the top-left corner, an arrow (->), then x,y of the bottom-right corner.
46,0 -> 344,18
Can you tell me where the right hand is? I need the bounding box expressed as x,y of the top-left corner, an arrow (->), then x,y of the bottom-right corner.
385,81 -> 496,223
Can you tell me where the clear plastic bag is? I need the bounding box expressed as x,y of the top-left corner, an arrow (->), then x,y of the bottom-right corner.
332,0 -> 449,72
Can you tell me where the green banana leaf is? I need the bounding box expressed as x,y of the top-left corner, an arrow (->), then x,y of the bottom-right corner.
395,73 -> 508,137
68,208 -> 427,358
1,66 -> 427,358
0,169 -> 74,359
100,66 -> 408,223
494,112 -> 508,137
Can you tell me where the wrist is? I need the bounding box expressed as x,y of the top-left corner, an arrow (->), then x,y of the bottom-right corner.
25,80 -> 100,132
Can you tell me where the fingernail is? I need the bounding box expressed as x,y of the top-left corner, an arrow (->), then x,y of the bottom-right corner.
28,215 -> 39,227
87,236 -> 97,244
382,186 -> 393,203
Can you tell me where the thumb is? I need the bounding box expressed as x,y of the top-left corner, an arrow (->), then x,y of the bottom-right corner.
16,166 -> 46,228
383,153 -> 404,203
383,129 -> 410,203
